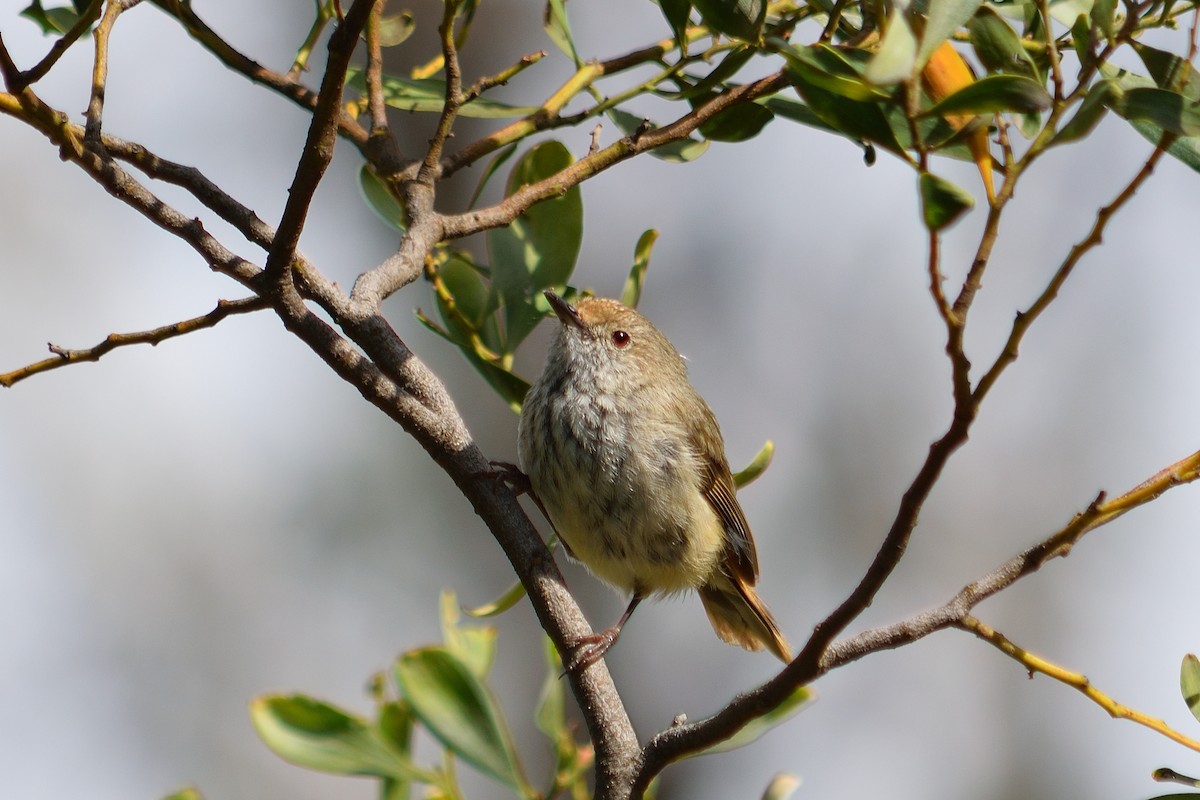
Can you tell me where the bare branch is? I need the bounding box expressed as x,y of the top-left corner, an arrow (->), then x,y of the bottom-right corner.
959,615 -> 1200,753
973,137 -> 1171,406
147,0 -> 370,150
0,297 -> 268,388
636,446 -> 1200,791
440,70 -> 788,239
263,0 -> 375,287
364,0 -> 389,134
13,0 -> 103,89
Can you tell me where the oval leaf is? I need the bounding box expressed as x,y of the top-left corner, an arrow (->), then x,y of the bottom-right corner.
1182,653 -> 1200,723
1116,87 -> 1200,136
700,102 -> 776,141
359,165 -> 407,232
692,0 -> 765,41
486,140 -> 583,349
864,10 -> 918,86
621,229 -> 658,308
250,694 -> 432,783
923,73 -> 1052,117
916,0 -> 986,70
395,648 -> 530,793
967,7 -> 1038,78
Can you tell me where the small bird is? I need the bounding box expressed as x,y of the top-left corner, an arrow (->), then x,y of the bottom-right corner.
518,291 -> 791,669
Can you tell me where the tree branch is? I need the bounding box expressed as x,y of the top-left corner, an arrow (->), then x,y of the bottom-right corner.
635,446 -> 1200,792
148,0 -> 370,150
0,297 -> 268,387
959,615 -> 1200,753
263,0 -> 374,287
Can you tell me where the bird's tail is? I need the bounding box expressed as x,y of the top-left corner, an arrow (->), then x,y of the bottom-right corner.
699,571 -> 792,662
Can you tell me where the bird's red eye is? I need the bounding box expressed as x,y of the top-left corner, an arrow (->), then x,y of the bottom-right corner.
611,330 -> 631,348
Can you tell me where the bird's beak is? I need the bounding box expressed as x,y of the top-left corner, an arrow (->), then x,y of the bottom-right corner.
544,291 -> 585,330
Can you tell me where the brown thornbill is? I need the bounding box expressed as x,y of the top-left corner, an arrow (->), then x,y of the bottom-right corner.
517,291 -> 791,670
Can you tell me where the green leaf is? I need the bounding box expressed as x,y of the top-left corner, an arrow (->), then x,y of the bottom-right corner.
377,700 -> 416,800
1115,87 -> 1200,137
919,171 -> 974,230
922,73 -> 1051,117
607,108 -> 711,161
377,11 -> 415,47
917,0 -> 986,70
1051,80 -> 1113,144
687,685 -> 814,757
395,648 -> 531,794
692,0 -> 766,41
438,253 -> 497,331
732,440 -> 774,488
659,0 -> 694,46
440,590 -> 499,679
486,141 -> 583,349
1070,12 -> 1096,73
1101,64 -> 1200,173
761,773 -> 803,800
469,143 -> 519,208
622,229 -> 658,308
967,7 -> 1038,78
359,165 -> 407,232
782,43 -> 894,102
1133,42 -> 1200,99
250,694 -> 437,784
463,579 -> 529,617
1181,654 -> 1200,723
700,102 -> 776,141
534,637 -> 567,738
544,0 -> 581,65
415,309 -> 532,412
788,77 -> 906,156
350,70 -> 539,118
20,0 -> 89,34
678,45 -> 757,100
1090,0 -> 1116,41
864,9 -> 918,86
161,788 -> 203,800
760,96 -> 837,133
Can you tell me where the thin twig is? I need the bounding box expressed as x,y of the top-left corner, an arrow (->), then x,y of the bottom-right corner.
85,0 -> 128,145
0,297 -> 268,387
148,0 -> 370,150
15,0 -> 104,88
288,0 -> 335,80
419,0 -> 466,182
635,446 -> 1200,793
364,0 -> 389,134
1036,0 -> 1065,100
960,615 -> 1200,754
263,0 -> 374,287
973,138 -> 1170,406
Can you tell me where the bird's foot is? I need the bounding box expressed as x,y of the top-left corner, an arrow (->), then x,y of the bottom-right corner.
476,460 -> 532,495
565,627 -> 621,673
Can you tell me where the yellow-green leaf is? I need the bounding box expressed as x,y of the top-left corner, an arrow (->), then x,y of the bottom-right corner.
395,648 -> 532,794
1181,653 -> 1200,723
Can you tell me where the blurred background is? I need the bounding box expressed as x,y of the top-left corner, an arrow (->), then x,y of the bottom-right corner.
2,1 -> 1198,798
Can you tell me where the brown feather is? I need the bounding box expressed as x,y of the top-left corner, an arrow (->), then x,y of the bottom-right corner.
699,570 -> 792,662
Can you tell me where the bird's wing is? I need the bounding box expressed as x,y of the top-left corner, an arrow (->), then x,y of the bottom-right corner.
687,403 -> 760,586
